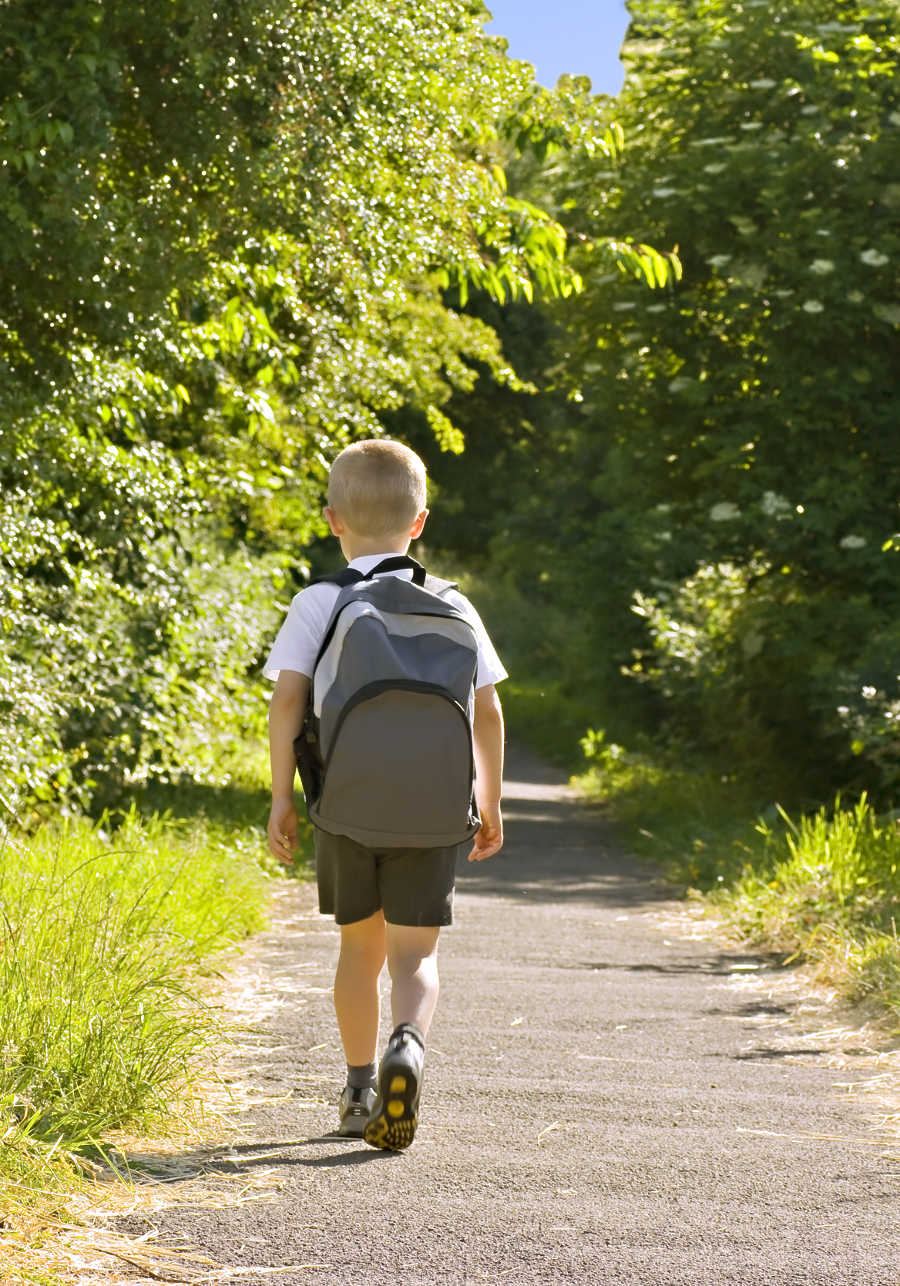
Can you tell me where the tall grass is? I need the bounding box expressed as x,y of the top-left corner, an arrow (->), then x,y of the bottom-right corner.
0,811 -> 270,1147
717,797 -> 900,1018
0,735 -> 297,1278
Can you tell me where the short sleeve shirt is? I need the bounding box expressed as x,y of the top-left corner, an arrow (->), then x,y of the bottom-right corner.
263,553 -> 507,690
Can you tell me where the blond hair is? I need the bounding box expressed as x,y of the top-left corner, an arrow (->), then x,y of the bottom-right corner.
327,439 -> 427,539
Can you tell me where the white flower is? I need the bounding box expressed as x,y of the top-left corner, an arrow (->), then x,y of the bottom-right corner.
749,78 -> 777,89
840,534 -> 867,549
703,162 -> 727,174
874,303 -> 900,326
735,262 -> 766,289
740,121 -> 764,131
860,248 -> 889,266
761,491 -> 791,517
652,187 -> 677,198
809,259 -> 834,274
861,685 -> 877,699
710,502 -> 741,522
730,216 -> 757,235
802,300 -> 825,313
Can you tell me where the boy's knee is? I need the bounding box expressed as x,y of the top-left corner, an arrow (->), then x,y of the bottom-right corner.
339,913 -> 386,958
386,925 -> 440,975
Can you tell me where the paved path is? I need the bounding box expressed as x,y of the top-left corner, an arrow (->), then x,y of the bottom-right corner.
116,747 -> 899,1285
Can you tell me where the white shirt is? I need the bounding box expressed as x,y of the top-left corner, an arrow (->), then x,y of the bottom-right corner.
263,553 -> 507,690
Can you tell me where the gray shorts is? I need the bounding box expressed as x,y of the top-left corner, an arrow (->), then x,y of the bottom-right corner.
314,828 -> 462,927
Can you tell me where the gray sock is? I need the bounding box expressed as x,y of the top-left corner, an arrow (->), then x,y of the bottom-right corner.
347,1062 -> 377,1091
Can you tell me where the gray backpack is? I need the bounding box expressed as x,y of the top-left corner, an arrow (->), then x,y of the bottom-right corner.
294,556 -> 480,848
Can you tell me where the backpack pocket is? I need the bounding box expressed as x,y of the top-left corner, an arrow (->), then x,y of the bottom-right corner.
310,685 -> 478,848
292,704 -> 324,805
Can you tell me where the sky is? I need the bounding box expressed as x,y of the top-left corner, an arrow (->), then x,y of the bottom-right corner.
484,0 -> 631,97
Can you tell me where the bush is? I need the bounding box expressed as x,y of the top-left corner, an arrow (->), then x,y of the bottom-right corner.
629,560 -> 898,801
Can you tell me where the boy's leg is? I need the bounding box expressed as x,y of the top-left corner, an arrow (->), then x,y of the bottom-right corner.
333,910 -> 386,1137
385,923 -> 441,1033
363,923 -> 440,1151
333,909 -> 387,1065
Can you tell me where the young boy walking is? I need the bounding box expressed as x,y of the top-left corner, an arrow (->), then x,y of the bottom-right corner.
264,439 -> 505,1150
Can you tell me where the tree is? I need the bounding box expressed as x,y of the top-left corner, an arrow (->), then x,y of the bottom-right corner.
423,0 -> 900,795
553,0 -> 900,792
0,0 -> 584,808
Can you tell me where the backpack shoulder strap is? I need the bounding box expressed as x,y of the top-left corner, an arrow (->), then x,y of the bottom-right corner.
363,556 -> 458,596
310,555 -> 429,589
309,567 -> 365,588
362,555 -> 427,585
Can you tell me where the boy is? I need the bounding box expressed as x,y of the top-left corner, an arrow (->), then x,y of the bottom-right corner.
264,438 -> 505,1150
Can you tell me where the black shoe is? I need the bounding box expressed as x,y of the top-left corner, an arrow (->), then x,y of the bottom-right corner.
364,1023 -> 425,1151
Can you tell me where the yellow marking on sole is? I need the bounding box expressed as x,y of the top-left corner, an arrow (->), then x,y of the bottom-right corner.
389,1075 -> 407,1093
388,1100 -> 404,1118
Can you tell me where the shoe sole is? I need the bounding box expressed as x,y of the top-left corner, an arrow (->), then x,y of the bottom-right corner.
364,1064 -> 420,1151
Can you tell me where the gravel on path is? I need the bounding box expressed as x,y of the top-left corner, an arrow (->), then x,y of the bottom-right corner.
113,746 -> 899,1286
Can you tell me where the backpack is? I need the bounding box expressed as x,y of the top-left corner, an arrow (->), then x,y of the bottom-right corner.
293,555 -> 481,848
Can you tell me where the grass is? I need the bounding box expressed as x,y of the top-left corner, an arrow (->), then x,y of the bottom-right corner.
575,731 -> 900,1028
0,737 -> 314,1279
0,811 -> 270,1146
716,797 -> 900,1017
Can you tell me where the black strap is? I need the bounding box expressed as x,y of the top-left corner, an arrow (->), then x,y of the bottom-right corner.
310,555 -> 427,588
309,566 -> 365,588
361,555 -> 427,585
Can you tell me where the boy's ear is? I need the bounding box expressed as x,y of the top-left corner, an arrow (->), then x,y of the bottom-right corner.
323,506 -> 345,536
409,508 -> 429,540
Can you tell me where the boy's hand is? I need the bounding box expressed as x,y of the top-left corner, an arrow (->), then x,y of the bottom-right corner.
268,797 -> 299,865
467,802 -> 503,862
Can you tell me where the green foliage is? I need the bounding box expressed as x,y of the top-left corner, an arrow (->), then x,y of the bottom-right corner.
0,431 -> 282,810
1,0 -> 604,810
426,0 -> 900,801
0,809 -> 270,1147
578,0 -> 900,794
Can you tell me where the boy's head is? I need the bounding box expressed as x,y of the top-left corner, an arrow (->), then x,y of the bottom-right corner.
326,439 -> 427,544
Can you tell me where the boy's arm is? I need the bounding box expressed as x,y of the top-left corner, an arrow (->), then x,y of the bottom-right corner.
468,682 -> 504,862
267,670 -> 310,865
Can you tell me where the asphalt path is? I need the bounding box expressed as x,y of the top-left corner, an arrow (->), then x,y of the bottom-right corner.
116,746 -> 899,1285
